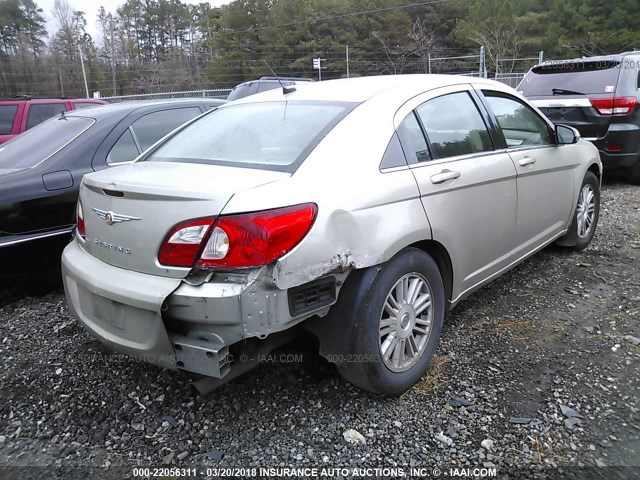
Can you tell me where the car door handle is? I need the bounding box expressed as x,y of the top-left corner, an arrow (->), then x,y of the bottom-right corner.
518,157 -> 536,166
430,170 -> 461,184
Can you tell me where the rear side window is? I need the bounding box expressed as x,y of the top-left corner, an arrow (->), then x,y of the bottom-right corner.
108,128 -> 139,165
147,101 -> 355,171
26,103 -> 68,130
380,133 -> 408,169
0,105 -> 18,134
520,61 -> 622,96
131,107 -> 201,151
397,113 -> 431,163
416,92 -> 493,159
0,116 -> 94,170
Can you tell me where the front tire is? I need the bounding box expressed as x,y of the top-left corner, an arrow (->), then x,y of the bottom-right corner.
336,248 -> 445,396
565,171 -> 600,250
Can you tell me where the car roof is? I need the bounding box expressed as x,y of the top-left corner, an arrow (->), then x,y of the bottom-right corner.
0,96 -> 106,102
64,98 -> 225,120
532,51 -> 640,69
227,74 -> 506,104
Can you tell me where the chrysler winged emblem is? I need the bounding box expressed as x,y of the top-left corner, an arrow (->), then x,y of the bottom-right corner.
92,207 -> 141,226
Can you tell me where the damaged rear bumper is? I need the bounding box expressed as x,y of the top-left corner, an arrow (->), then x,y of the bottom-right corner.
62,240 -> 343,380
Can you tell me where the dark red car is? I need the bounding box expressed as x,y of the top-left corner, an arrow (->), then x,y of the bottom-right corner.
0,96 -> 107,145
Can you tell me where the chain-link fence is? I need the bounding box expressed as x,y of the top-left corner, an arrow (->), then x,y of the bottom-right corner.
101,88 -> 231,103
97,48 -> 541,102
493,73 -> 527,89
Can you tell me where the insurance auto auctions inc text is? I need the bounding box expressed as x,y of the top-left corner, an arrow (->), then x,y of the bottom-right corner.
256,466 -> 498,477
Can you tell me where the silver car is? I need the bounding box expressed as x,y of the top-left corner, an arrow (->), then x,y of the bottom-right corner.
62,75 -> 602,396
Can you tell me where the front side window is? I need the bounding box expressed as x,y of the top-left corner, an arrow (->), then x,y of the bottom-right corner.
146,101 -> 355,171
415,92 -> 493,159
131,107 -> 202,152
26,103 -> 68,130
483,92 -> 552,147
0,105 -> 18,134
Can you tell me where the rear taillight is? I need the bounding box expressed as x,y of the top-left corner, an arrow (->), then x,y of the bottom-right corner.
158,217 -> 215,267
589,97 -> 638,115
198,203 -> 317,269
157,204 -> 317,270
76,199 -> 86,240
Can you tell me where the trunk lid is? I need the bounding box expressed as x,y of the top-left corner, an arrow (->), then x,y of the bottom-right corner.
80,161 -> 289,278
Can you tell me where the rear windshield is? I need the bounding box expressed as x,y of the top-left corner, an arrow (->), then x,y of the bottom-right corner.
226,83 -> 255,101
146,101 -> 355,172
0,115 -> 94,170
520,61 -> 622,96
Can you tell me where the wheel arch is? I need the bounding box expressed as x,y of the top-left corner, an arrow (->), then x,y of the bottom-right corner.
587,161 -> 601,184
407,240 -> 454,311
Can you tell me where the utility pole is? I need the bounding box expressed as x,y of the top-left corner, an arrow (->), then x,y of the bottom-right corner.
78,41 -> 89,98
110,19 -> 116,96
479,46 -> 485,78
58,69 -> 65,97
428,51 -> 432,74
345,45 -> 349,78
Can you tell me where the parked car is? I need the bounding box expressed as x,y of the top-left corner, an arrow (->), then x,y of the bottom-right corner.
61,75 -> 601,396
519,51 -> 640,183
0,98 -> 225,278
0,96 -> 107,145
226,76 -> 315,101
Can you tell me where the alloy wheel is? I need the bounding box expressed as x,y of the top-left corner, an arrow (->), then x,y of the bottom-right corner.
379,273 -> 434,372
576,184 -> 596,239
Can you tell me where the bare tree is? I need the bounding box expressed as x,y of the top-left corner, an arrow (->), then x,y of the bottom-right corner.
409,18 -> 441,73
372,31 -> 414,75
465,22 -> 520,75
561,33 -> 605,57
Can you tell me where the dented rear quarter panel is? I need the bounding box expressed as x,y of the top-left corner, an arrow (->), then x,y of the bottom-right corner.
220,94 -> 432,290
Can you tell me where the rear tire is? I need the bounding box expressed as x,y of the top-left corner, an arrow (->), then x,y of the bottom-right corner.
336,248 -> 445,396
627,160 -> 640,185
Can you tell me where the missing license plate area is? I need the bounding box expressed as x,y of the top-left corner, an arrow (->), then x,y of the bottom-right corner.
93,295 -> 125,330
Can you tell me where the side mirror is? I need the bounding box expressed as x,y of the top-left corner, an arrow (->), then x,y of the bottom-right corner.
556,124 -> 580,145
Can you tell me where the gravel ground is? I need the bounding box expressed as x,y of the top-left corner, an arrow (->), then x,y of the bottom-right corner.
0,180 -> 638,480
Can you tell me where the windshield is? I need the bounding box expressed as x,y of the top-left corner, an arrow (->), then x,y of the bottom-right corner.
520,61 -> 622,96
0,115 -> 94,170
146,101 -> 354,171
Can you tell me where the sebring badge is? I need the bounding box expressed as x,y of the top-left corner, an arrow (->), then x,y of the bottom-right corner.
94,238 -> 132,254
92,207 -> 141,226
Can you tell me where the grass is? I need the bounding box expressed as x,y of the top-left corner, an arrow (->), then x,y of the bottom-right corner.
465,317 -> 531,337
411,354 -> 452,394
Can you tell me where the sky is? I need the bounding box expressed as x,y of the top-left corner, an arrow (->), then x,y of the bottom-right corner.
37,0 -> 230,41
